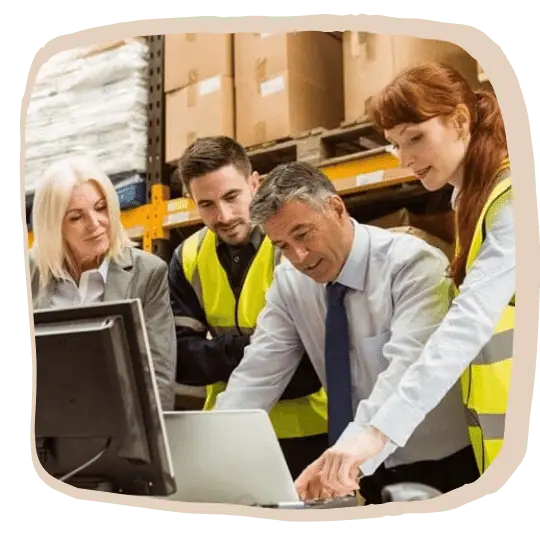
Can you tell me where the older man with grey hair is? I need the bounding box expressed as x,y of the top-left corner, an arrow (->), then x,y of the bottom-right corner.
214,161 -> 479,504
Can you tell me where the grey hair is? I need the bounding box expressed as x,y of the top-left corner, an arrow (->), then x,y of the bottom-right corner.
250,161 -> 338,226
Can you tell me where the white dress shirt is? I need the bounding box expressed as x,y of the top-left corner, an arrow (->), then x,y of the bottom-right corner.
49,258 -> 110,308
215,218 -> 471,475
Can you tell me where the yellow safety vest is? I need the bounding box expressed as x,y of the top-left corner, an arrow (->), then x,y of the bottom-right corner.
181,226 -> 328,440
455,158 -> 514,473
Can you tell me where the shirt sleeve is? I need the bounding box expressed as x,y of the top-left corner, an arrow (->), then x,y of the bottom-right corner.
168,247 -> 250,386
367,195 -> 515,454
214,269 -> 306,411
336,232 -> 456,473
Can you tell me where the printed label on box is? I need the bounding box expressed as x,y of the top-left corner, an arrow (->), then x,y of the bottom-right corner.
260,76 -> 285,97
199,76 -> 221,96
167,200 -> 190,212
355,170 -> 385,187
165,211 -> 190,226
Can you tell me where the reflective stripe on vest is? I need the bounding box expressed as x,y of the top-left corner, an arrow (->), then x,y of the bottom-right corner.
181,227 -> 328,439
455,159 -> 514,473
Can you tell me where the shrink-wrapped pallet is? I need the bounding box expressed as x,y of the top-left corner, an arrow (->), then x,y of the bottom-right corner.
24,38 -> 149,196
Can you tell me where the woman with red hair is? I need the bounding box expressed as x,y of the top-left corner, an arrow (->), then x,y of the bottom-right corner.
314,62 -> 515,498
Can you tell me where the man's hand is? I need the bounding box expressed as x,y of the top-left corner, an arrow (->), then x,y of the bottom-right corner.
294,457 -> 337,501
294,426 -> 389,500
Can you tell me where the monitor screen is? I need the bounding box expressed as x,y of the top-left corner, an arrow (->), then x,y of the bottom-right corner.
33,299 -> 176,497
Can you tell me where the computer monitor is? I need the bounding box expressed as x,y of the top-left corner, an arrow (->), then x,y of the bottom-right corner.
33,299 -> 176,497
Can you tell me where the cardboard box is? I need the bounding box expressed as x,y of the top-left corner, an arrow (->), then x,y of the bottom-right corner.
390,225 -> 454,262
165,75 -> 235,164
343,33 -> 480,122
234,32 -> 344,147
369,208 -> 455,245
164,33 -> 233,93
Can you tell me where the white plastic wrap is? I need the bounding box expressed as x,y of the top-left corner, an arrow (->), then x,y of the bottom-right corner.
24,38 -> 149,194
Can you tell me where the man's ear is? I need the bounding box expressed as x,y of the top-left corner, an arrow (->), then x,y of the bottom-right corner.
328,195 -> 347,221
249,171 -> 261,193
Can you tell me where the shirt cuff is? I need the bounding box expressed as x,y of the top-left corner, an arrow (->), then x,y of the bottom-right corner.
334,421 -> 398,477
359,441 -> 397,476
368,392 -> 427,448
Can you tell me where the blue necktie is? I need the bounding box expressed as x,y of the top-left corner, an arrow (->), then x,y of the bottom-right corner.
325,282 -> 354,446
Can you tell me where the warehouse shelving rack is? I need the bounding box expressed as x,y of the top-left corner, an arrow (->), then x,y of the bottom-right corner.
26,33 -> 464,261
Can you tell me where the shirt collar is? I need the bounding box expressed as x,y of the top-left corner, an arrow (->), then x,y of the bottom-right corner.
97,256 -> 110,282
58,255 -> 110,284
333,218 -> 369,292
450,187 -> 459,210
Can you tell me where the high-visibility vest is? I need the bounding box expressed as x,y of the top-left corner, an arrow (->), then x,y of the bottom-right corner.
180,226 -> 328,440
455,158 -> 514,473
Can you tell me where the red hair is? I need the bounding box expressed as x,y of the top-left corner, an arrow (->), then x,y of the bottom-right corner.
368,62 -> 508,286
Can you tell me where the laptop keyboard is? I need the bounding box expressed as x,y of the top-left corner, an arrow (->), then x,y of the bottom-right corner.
302,495 -> 361,509
256,495 -> 361,510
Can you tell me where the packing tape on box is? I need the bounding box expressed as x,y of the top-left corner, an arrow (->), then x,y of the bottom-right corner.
350,31 -> 369,58
255,122 -> 267,144
187,84 -> 197,108
187,131 -> 198,146
350,32 -> 366,58
255,57 -> 267,83
188,69 -> 199,85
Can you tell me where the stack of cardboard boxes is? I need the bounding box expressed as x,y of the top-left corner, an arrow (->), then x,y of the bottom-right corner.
234,32 -> 344,147
164,31 -> 480,166
342,32 -> 480,123
164,33 -> 235,165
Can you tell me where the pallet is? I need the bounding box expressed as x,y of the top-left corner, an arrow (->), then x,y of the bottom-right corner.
246,120 -> 391,176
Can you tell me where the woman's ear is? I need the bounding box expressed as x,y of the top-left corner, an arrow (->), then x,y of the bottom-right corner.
453,104 -> 471,140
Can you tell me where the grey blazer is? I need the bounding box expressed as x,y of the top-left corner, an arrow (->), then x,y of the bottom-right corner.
29,246 -> 177,411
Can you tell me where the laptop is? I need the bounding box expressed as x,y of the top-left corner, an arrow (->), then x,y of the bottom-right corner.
161,409 -> 361,509
161,409 -> 303,506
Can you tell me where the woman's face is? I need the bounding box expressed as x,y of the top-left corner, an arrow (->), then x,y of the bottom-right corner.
62,181 -> 110,267
384,115 -> 469,191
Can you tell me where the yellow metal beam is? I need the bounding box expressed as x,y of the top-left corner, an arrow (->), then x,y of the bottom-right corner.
121,204 -> 151,240
25,152 -> 418,251
162,153 -> 417,230
144,184 -> 170,252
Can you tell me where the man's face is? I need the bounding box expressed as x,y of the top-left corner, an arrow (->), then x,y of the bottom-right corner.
263,196 -> 352,284
189,164 -> 260,245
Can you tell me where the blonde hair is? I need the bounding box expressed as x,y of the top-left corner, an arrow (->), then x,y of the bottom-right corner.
31,155 -> 135,294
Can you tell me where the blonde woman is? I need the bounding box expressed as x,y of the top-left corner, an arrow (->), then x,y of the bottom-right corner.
28,156 -> 176,410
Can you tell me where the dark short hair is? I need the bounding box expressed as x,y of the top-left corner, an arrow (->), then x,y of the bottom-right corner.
178,136 -> 252,193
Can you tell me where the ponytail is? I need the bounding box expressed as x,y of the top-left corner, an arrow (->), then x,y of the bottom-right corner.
367,63 -> 509,287
451,89 -> 508,286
